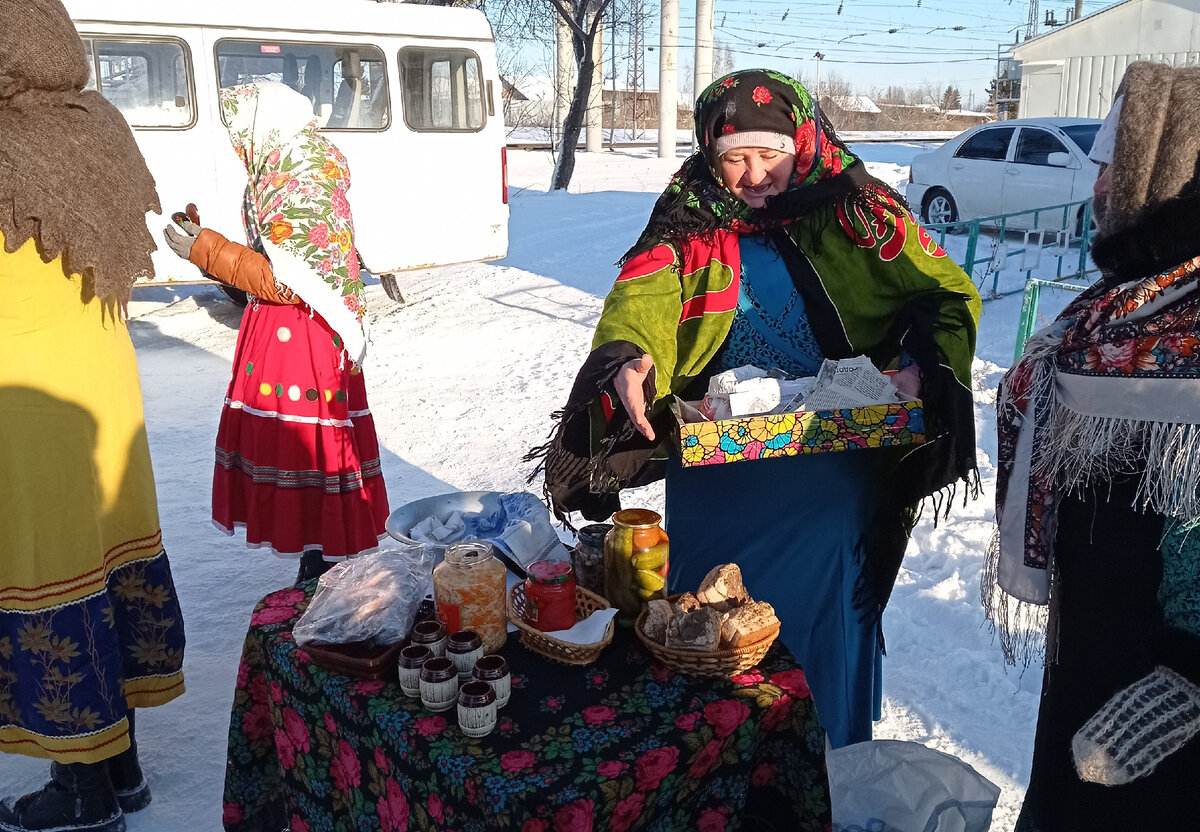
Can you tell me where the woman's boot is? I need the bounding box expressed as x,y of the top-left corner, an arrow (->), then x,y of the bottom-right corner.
296,549 -> 333,585
0,761 -> 124,832
106,710 -> 151,813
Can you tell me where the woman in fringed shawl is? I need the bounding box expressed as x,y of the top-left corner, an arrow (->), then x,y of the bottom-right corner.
163,83 -> 388,584
986,62 -> 1200,831
531,69 -> 981,748
0,1 -> 185,829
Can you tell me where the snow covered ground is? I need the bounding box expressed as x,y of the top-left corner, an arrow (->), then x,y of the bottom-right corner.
0,144 -> 1093,830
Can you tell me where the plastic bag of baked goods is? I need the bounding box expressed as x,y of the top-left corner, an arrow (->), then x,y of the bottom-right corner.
293,543 -> 436,646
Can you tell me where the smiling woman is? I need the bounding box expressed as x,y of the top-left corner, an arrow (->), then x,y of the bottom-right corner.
535,68 -> 982,751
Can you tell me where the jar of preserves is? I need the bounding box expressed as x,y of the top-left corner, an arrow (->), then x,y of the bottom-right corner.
433,541 -> 507,654
523,560 -> 578,633
571,523 -> 611,596
604,509 -> 669,626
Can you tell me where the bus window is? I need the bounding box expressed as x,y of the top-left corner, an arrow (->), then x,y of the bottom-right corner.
399,47 -> 485,132
215,40 -> 389,131
81,38 -> 194,128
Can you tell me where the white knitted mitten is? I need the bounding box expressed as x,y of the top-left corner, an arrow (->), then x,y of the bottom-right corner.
1071,665 -> 1200,786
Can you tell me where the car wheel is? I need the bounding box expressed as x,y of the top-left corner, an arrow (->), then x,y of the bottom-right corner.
923,188 -> 958,225
218,283 -> 248,307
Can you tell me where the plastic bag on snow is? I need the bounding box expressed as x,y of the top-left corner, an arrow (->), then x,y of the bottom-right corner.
827,739 -> 1001,832
293,542 -> 436,646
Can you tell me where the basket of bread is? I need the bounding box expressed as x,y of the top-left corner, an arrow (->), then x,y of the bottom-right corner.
634,563 -> 780,678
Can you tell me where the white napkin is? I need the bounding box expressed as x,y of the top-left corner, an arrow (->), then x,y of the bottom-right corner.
543,608 -> 618,645
409,512 -> 466,544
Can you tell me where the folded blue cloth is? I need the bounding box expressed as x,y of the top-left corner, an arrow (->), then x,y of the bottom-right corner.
411,492 -> 566,571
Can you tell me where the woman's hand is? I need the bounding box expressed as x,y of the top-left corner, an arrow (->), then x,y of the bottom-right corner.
615,354 -> 656,441
889,365 -> 922,400
162,220 -> 202,261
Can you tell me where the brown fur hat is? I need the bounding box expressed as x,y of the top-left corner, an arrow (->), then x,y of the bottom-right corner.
1107,62 -> 1200,234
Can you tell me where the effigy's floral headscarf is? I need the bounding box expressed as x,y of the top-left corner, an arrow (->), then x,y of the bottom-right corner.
622,68 -> 893,261
220,82 -> 368,364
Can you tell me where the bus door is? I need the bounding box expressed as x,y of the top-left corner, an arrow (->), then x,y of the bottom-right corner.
386,44 -> 507,270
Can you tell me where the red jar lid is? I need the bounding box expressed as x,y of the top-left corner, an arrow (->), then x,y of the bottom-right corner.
528,560 -> 574,584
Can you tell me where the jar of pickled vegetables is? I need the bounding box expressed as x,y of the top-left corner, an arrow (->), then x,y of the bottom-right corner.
604,509 -> 669,626
523,560 -> 578,633
433,542 -> 507,654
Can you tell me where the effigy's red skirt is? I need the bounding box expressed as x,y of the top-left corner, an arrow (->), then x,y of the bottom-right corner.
212,299 -> 388,559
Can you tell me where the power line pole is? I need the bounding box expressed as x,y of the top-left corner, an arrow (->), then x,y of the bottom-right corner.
609,0 -> 617,149
692,0 -> 714,151
658,0 -> 679,158
1025,0 -> 1040,41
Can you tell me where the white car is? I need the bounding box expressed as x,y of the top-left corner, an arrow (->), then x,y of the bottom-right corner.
906,117 -> 1102,232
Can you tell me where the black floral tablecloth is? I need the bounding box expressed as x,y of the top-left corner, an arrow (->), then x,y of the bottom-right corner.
223,584 -> 832,832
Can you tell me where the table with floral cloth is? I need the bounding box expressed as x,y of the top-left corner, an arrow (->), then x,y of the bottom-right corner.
222,584 -> 832,832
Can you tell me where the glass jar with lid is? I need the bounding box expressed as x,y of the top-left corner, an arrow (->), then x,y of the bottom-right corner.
571,523 -> 611,596
432,541 -> 507,654
523,560 -> 578,632
604,509 -> 669,626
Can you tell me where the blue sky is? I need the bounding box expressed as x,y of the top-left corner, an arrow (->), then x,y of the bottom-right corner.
540,0 -> 1123,107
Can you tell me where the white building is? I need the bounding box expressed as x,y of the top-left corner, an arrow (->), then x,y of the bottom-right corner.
1009,0 -> 1200,119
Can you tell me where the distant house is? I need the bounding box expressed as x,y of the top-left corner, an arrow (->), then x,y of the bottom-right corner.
874,102 -> 990,131
819,94 -> 882,130
501,74 -> 689,132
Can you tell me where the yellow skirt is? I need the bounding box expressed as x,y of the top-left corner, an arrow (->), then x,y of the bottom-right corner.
0,233 -> 185,763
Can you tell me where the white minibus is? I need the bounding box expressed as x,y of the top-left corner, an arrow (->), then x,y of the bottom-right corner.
64,0 -> 510,302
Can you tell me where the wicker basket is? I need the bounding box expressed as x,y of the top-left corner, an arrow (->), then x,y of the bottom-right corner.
634,595 -> 780,678
507,583 -> 614,665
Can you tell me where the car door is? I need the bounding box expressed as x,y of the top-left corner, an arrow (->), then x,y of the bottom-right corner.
947,126 -> 1014,221
1002,127 -> 1078,231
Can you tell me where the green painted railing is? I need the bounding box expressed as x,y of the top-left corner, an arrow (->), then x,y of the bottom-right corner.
923,197 -> 1097,361
924,197 -> 1095,297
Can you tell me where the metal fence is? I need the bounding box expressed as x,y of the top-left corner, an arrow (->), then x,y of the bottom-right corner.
923,197 -> 1096,361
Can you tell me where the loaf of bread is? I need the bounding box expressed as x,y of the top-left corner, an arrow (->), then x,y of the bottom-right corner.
718,601 -> 779,648
696,563 -> 750,612
665,607 -> 721,652
643,599 -> 674,644
673,593 -> 701,614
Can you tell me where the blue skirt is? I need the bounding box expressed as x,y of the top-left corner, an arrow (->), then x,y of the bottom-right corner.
665,450 -> 884,749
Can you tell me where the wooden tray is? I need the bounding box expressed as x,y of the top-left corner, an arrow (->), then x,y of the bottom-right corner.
304,639 -> 406,680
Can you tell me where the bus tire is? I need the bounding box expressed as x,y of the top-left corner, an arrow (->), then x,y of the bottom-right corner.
381,273 -> 406,305
218,284 -> 249,307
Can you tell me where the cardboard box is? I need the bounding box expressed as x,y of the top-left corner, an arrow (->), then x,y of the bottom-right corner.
671,400 -> 925,467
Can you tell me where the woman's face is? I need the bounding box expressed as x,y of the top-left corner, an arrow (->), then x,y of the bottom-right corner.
719,147 -> 796,208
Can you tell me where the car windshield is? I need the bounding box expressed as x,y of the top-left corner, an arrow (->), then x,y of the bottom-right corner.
1060,124 -> 1100,155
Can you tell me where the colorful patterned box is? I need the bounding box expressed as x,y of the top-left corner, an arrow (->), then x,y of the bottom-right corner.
672,400 -> 925,467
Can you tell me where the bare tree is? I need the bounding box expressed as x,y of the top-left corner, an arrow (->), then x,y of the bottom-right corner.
483,0 -> 612,189
713,41 -> 735,78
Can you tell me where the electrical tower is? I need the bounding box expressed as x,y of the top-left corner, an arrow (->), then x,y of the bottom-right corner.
628,0 -> 645,138
1025,0 -> 1040,41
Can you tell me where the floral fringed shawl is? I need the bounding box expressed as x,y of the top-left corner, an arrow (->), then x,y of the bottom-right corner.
987,255 -> 1200,666
220,83 -> 368,364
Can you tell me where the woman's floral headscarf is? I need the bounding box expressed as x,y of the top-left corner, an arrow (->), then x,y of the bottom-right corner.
622,69 -> 894,262
220,82 -> 368,363
696,68 -> 855,189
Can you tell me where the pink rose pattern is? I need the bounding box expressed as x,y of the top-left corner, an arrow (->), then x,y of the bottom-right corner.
224,588 -> 830,831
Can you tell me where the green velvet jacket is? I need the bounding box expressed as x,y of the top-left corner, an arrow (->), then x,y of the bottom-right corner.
594,193 -> 981,411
